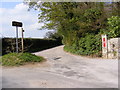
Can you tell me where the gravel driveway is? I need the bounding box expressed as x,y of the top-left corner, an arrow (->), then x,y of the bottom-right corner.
2,45 -> 118,88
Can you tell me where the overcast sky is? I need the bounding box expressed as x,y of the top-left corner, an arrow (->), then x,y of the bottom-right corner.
0,1 -> 53,38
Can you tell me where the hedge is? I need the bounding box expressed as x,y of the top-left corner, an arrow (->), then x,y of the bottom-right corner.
2,38 -> 62,55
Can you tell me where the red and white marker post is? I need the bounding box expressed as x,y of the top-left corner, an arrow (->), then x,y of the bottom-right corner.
101,34 -> 108,58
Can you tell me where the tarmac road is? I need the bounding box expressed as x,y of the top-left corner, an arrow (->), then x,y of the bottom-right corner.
2,45 -> 118,88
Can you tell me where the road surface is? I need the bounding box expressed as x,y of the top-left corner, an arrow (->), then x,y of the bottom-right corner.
2,45 -> 118,88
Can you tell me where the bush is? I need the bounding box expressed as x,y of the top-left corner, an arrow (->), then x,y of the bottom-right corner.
100,16 -> 120,39
107,16 -> 120,38
64,34 -> 102,57
78,34 -> 102,56
1,53 -> 45,66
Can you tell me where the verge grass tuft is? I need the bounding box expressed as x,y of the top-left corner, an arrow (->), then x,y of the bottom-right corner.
1,53 -> 45,66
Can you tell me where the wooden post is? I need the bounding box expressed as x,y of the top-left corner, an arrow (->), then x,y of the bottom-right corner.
21,28 -> 24,53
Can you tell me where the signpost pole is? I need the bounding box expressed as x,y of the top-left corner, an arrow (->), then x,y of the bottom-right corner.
21,28 -> 24,53
16,26 -> 18,53
12,21 -> 23,53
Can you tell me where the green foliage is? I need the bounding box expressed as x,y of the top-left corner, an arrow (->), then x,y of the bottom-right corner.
26,2 -> 106,33
107,16 -> 120,38
78,34 -> 102,56
100,16 -> 120,38
64,34 -> 102,57
18,53 -> 44,62
1,53 -> 24,66
1,53 -> 45,66
25,2 -> 119,57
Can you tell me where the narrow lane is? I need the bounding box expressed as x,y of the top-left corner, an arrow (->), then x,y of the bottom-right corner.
2,45 -> 118,88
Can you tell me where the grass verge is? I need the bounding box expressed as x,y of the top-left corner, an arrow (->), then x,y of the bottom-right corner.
1,53 -> 45,66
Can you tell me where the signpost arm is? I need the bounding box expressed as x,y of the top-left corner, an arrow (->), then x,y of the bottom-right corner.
16,26 -> 18,53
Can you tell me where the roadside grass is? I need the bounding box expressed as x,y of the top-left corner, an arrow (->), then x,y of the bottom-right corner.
1,53 -> 45,66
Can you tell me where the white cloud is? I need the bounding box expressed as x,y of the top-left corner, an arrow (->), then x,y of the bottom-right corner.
1,3 -> 48,38
27,23 -> 44,31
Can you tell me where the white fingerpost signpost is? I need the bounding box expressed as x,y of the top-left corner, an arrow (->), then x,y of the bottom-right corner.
101,34 -> 108,58
12,21 -> 23,53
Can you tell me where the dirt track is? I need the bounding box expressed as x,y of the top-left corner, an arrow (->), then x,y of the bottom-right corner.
2,45 -> 118,88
